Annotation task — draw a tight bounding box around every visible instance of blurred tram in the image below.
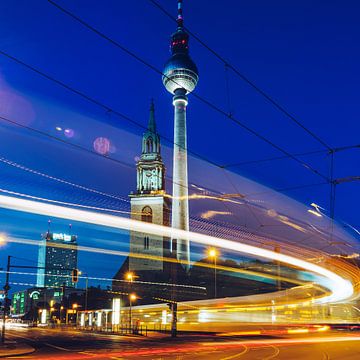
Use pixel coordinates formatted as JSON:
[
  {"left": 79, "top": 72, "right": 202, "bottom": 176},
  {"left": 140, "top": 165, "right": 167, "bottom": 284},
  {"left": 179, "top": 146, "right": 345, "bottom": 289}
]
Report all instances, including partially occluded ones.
[{"left": 77, "top": 290, "right": 360, "bottom": 333}]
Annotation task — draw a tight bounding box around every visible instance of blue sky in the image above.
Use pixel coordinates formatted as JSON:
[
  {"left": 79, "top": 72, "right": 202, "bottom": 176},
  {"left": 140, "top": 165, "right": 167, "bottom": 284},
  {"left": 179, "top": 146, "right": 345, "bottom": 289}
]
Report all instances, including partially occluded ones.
[{"left": 0, "top": 0, "right": 359, "bottom": 290}]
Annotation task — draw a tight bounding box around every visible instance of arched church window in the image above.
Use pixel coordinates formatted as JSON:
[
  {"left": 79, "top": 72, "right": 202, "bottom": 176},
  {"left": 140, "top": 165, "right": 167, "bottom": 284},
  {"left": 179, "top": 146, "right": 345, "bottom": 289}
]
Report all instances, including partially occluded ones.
[
  {"left": 141, "top": 206, "right": 152, "bottom": 223},
  {"left": 146, "top": 138, "right": 153, "bottom": 153}
]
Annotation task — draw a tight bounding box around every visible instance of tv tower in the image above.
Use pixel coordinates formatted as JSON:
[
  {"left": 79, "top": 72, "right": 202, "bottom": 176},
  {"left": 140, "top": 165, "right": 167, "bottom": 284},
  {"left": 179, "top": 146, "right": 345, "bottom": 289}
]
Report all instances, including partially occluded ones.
[{"left": 163, "top": 0, "right": 199, "bottom": 271}]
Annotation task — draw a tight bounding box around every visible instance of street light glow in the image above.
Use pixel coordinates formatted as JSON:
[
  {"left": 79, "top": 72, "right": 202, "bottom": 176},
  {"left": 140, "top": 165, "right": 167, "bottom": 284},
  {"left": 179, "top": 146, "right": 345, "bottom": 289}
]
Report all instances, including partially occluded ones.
[
  {"left": 0, "top": 234, "right": 7, "bottom": 247},
  {"left": 208, "top": 248, "right": 218, "bottom": 258},
  {"left": 126, "top": 272, "right": 134, "bottom": 282}
]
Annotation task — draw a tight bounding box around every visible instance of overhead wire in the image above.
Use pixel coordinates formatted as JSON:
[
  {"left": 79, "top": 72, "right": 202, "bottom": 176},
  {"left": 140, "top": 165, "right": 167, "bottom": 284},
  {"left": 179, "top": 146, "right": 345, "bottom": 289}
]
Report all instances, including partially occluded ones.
[
  {"left": 147, "top": 0, "right": 360, "bottom": 234},
  {"left": 0, "top": 114, "right": 332, "bottom": 219},
  {"left": 0, "top": 49, "right": 331, "bottom": 194},
  {"left": 0, "top": 114, "right": 195, "bottom": 199},
  {"left": 3, "top": 2, "right": 356, "bottom": 229},
  {"left": 44, "top": 0, "right": 330, "bottom": 182},
  {"left": 148, "top": 0, "right": 333, "bottom": 152},
  {"left": 0, "top": 50, "right": 220, "bottom": 170},
  {"left": 223, "top": 144, "right": 360, "bottom": 168},
  {"left": 0, "top": 156, "right": 128, "bottom": 203}
]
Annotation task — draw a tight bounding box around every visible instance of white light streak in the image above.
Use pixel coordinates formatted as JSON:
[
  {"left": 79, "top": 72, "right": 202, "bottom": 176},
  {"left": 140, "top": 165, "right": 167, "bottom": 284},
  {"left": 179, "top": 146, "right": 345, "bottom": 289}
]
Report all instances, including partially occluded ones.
[
  {"left": 0, "top": 193, "right": 353, "bottom": 304},
  {"left": 308, "top": 209, "right": 322, "bottom": 217}
]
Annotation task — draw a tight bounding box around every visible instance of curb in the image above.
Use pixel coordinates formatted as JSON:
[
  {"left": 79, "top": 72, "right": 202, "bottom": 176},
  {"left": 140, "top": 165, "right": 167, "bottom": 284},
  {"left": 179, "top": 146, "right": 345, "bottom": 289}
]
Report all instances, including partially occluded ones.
[{"left": 0, "top": 343, "right": 36, "bottom": 358}]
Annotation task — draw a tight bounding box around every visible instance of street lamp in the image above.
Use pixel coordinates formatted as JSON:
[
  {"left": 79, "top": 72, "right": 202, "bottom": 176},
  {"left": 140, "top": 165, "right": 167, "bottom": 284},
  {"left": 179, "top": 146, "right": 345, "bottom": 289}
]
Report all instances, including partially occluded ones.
[
  {"left": 125, "top": 272, "right": 135, "bottom": 299},
  {"left": 129, "top": 293, "right": 137, "bottom": 331},
  {"left": 125, "top": 272, "right": 134, "bottom": 282},
  {"left": 208, "top": 248, "right": 218, "bottom": 298},
  {"left": 125, "top": 272, "right": 137, "bottom": 331},
  {"left": 0, "top": 234, "right": 7, "bottom": 247},
  {"left": 70, "top": 303, "right": 78, "bottom": 325},
  {"left": 49, "top": 300, "right": 55, "bottom": 323}
]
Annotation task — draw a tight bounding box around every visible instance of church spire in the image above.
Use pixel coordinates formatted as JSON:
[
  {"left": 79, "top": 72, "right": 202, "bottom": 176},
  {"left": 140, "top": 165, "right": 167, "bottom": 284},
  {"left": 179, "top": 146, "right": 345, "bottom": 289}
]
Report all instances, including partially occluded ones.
[
  {"left": 148, "top": 99, "right": 156, "bottom": 133},
  {"left": 135, "top": 100, "right": 165, "bottom": 194},
  {"left": 141, "top": 100, "right": 160, "bottom": 157}
]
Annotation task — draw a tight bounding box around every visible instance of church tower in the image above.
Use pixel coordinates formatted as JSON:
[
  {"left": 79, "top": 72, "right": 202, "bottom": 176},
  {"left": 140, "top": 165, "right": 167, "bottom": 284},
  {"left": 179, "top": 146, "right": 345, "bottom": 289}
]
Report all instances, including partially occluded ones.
[{"left": 128, "top": 101, "right": 171, "bottom": 272}]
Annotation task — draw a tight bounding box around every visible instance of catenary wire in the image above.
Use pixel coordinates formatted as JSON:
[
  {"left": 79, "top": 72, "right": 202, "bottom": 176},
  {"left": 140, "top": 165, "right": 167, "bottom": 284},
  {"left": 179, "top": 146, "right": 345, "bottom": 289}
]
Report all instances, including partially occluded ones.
[
  {"left": 44, "top": 0, "right": 330, "bottom": 182},
  {"left": 0, "top": 114, "right": 331, "bottom": 204},
  {"left": 148, "top": 0, "right": 333, "bottom": 152},
  {"left": 0, "top": 50, "right": 220, "bottom": 170},
  {"left": 0, "top": 48, "right": 329, "bottom": 185}
]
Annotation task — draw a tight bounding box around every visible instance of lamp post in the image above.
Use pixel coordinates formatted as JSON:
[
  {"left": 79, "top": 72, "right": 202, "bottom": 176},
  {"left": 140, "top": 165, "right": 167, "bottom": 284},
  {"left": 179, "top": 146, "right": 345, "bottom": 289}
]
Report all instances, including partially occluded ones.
[
  {"left": 208, "top": 248, "right": 218, "bottom": 298},
  {"left": 129, "top": 294, "right": 136, "bottom": 331},
  {"left": 125, "top": 272, "right": 134, "bottom": 305},
  {"left": 85, "top": 276, "right": 88, "bottom": 311},
  {"left": 1, "top": 256, "right": 11, "bottom": 344},
  {"left": 60, "top": 306, "right": 64, "bottom": 325},
  {"left": 71, "top": 303, "right": 78, "bottom": 325},
  {"left": 125, "top": 273, "right": 135, "bottom": 330}
]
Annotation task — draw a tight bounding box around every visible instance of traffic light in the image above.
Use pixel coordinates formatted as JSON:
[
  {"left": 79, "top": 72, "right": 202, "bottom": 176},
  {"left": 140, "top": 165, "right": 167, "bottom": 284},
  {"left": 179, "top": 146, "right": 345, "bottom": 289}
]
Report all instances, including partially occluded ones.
[{"left": 71, "top": 269, "right": 79, "bottom": 283}]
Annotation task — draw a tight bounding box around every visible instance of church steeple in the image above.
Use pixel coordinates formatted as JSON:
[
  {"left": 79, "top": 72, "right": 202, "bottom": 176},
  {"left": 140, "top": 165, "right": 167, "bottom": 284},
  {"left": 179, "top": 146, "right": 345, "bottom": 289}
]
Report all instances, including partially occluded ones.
[
  {"left": 124, "top": 103, "right": 171, "bottom": 276},
  {"left": 141, "top": 101, "right": 161, "bottom": 160},
  {"left": 136, "top": 101, "right": 165, "bottom": 194},
  {"left": 148, "top": 99, "right": 156, "bottom": 133}
]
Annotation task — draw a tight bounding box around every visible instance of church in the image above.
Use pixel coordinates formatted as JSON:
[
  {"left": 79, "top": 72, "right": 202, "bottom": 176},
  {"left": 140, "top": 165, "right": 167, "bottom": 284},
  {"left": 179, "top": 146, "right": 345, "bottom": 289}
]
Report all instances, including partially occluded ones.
[{"left": 112, "top": 102, "right": 191, "bottom": 303}]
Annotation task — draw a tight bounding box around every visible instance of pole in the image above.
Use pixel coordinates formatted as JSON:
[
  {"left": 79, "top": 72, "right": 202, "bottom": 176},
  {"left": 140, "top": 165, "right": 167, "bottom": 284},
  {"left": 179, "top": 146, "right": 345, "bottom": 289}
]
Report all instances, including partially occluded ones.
[
  {"left": 85, "top": 276, "right": 88, "bottom": 311},
  {"left": 129, "top": 296, "right": 132, "bottom": 331},
  {"left": 127, "top": 277, "right": 132, "bottom": 331},
  {"left": 1, "top": 256, "right": 11, "bottom": 344},
  {"left": 61, "top": 282, "right": 66, "bottom": 325},
  {"left": 170, "top": 242, "right": 177, "bottom": 338},
  {"left": 329, "top": 151, "right": 335, "bottom": 242},
  {"left": 214, "top": 256, "right": 217, "bottom": 299}
]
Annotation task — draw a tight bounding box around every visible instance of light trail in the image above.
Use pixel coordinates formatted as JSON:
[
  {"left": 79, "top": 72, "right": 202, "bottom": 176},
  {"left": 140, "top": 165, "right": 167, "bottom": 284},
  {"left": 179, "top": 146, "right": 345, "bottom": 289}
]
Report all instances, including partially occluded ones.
[
  {"left": 0, "top": 188, "right": 130, "bottom": 215},
  {"left": 4, "top": 236, "right": 312, "bottom": 292},
  {"left": 0, "top": 270, "right": 206, "bottom": 290},
  {"left": 0, "top": 156, "right": 129, "bottom": 203},
  {"left": 0, "top": 192, "right": 354, "bottom": 304}
]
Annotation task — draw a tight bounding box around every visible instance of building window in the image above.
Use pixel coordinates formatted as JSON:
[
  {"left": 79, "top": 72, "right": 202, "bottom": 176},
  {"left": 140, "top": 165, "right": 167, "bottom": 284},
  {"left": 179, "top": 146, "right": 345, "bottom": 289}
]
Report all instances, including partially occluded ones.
[
  {"left": 146, "top": 138, "right": 153, "bottom": 153},
  {"left": 141, "top": 206, "right": 152, "bottom": 223},
  {"left": 144, "top": 236, "right": 150, "bottom": 250}
]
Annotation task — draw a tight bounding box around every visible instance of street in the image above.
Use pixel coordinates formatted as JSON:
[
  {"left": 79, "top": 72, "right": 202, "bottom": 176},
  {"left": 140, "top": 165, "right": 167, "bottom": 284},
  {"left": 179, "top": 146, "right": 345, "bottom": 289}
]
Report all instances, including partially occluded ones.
[
  {"left": 1, "top": 1, "right": 360, "bottom": 359},
  {"left": 5, "top": 327, "right": 360, "bottom": 359}
]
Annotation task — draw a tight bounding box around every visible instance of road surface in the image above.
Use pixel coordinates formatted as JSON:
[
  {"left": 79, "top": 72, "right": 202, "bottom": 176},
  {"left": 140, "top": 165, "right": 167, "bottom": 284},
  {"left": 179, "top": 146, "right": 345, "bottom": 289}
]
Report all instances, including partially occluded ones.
[{"left": 5, "top": 327, "right": 360, "bottom": 359}]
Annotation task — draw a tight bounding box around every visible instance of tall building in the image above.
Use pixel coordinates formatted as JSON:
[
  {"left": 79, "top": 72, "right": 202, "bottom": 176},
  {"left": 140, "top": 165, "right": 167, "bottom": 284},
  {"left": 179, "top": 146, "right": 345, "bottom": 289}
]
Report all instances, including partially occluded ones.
[
  {"left": 36, "top": 230, "right": 78, "bottom": 288},
  {"left": 128, "top": 100, "right": 171, "bottom": 272},
  {"left": 162, "top": 0, "right": 199, "bottom": 270}
]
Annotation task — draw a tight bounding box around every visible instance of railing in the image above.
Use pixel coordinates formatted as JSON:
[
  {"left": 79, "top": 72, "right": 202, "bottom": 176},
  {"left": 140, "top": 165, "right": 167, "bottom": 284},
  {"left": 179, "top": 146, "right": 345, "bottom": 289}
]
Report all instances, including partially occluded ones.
[{"left": 77, "top": 322, "right": 148, "bottom": 336}]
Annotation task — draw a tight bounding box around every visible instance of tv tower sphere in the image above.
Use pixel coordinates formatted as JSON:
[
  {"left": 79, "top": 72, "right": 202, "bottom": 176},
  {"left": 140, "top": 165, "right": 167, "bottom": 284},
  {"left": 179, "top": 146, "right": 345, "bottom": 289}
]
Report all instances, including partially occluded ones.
[{"left": 162, "top": 2, "right": 198, "bottom": 94}]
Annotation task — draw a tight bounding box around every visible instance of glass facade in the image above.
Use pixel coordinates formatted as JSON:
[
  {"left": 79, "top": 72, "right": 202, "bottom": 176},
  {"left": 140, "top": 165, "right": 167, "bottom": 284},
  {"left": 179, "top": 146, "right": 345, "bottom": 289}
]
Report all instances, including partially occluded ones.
[{"left": 36, "top": 232, "right": 78, "bottom": 288}]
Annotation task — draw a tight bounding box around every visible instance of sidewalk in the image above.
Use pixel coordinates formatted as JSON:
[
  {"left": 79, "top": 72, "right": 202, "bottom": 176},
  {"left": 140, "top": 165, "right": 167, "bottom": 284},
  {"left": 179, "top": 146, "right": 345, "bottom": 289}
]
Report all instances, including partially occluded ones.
[{"left": 0, "top": 341, "right": 35, "bottom": 358}]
